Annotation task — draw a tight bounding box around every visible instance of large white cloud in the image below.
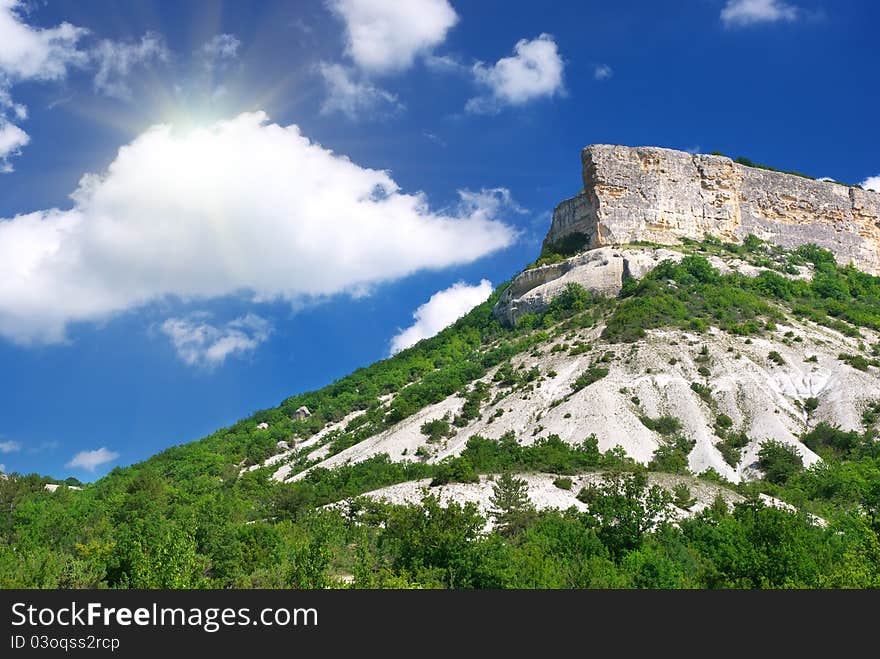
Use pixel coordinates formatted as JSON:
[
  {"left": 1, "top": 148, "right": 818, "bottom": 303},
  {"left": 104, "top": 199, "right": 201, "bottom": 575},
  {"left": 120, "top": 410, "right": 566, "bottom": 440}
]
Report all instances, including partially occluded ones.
[
  {"left": 160, "top": 313, "right": 272, "bottom": 368},
  {"left": 467, "top": 34, "right": 565, "bottom": 114},
  {"left": 861, "top": 175, "right": 880, "bottom": 193},
  {"left": 327, "top": 0, "right": 458, "bottom": 74},
  {"left": 721, "top": 0, "right": 799, "bottom": 28},
  {"left": 390, "top": 279, "right": 493, "bottom": 354},
  {"left": 66, "top": 447, "right": 119, "bottom": 472},
  {"left": 0, "top": 111, "right": 517, "bottom": 345}
]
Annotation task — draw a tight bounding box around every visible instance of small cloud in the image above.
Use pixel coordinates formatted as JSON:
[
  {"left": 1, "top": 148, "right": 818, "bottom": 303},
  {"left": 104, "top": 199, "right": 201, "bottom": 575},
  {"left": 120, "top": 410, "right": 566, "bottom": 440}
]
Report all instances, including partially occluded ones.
[
  {"left": 318, "top": 62, "right": 402, "bottom": 119},
  {"left": 160, "top": 313, "right": 272, "bottom": 369},
  {"left": 0, "top": 464, "right": 5, "bottom": 473},
  {"left": 91, "top": 32, "right": 169, "bottom": 100},
  {"left": 199, "top": 33, "right": 241, "bottom": 70},
  {"left": 467, "top": 34, "right": 565, "bottom": 115},
  {"left": 424, "top": 131, "right": 446, "bottom": 147},
  {"left": 423, "top": 53, "right": 468, "bottom": 74},
  {"left": 0, "top": 120, "right": 29, "bottom": 173},
  {"left": 685, "top": 145, "right": 701, "bottom": 155},
  {"left": 66, "top": 447, "right": 119, "bottom": 472},
  {"left": 593, "top": 64, "right": 613, "bottom": 81},
  {"left": 861, "top": 175, "right": 880, "bottom": 192},
  {"left": 0, "top": 440, "right": 22, "bottom": 453},
  {"left": 390, "top": 279, "right": 493, "bottom": 354},
  {"left": 328, "top": 0, "right": 458, "bottom": 74},
  {"left": 721, "top": 0, "right": 799, "bottom": 28}
]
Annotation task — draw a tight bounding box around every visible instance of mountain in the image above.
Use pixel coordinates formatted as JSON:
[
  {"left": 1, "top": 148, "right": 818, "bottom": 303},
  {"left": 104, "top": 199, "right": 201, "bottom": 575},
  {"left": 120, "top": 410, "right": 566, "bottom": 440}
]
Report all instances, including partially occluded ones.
[{"left": 2, "top": 146, "right": 880, "bottom": 589}]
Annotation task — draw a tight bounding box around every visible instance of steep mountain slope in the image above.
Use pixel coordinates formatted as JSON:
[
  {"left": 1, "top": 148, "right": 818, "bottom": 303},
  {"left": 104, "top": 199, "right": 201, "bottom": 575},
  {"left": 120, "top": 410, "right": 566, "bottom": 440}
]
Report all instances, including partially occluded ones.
[
  {"left": 3, "top": 234, "right": 880, "bottom": 589},
  {"left": 246, "top": 242, "right": 878, "bottom": 488}
]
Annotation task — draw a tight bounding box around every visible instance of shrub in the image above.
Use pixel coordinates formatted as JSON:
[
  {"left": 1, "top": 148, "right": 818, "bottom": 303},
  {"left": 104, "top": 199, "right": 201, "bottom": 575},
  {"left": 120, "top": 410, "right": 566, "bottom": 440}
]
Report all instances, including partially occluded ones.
[
  {"left": 639, "top": 415, "right": 683, "bottom": 436},
  {"left": 803, "top": 397, "right": 819, "bottom": 413},
  {"left": 839, "top": 353, "right": 870, "bottom": 371},
  {"left": 553, "top": 477, "right": 573, "bottom": 490},
  {"left": 420, "top": 418, "right": 453, "bottom": 443},
  {"left": 691, "top": 382, "right": 713, "bottom": 404},
  {"left": 801, "top": 422, "right": 861, "bottom": 456},
  {"left": 757, "top": 440, "right": 803, "bottom": 484},
  {"left": 768, "top": 351, "right": 785, "bottom": 366},
  {"left": 570, "top": 365, "right": 609, "bottom": 392},
  {"left": 672, "top": 483, "right": 696, "bottom": 510},
  {"left": 648, "top": 436, "right": 695, "bottom": 474}
]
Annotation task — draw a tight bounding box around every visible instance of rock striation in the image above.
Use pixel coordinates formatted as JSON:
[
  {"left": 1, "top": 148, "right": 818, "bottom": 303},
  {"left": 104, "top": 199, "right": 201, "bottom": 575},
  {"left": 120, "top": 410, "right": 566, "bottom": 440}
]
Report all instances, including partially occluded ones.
[{"left": 545, "top": 145, "right": 880, "bottom": 275}]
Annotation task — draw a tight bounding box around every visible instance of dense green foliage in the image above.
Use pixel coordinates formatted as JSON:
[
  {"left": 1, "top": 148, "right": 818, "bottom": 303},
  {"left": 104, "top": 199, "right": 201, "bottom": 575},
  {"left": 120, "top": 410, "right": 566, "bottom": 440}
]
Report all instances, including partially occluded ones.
[
  {"left": 604, "top": 239, "right": 880, "bottom": 343},
  {"left": 530, "top": 232, "right": 590, "bottom": 268},
  {"left": 3, "top": 236, "right": 880, "bottom": 589}
]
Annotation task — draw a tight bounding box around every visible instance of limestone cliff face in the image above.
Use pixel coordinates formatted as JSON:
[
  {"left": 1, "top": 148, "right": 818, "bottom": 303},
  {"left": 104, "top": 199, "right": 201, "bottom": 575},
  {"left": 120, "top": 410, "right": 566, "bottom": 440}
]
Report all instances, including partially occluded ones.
[{"left": 545, "top": 145, "right": 880, "bottom": 275}]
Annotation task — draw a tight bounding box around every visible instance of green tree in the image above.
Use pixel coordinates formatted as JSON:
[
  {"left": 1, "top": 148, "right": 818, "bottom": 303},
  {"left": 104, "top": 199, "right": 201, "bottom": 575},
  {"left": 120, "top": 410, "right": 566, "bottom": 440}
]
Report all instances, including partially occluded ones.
[{"left": 489, "top": 473, "right": 535, "bottom": 536}]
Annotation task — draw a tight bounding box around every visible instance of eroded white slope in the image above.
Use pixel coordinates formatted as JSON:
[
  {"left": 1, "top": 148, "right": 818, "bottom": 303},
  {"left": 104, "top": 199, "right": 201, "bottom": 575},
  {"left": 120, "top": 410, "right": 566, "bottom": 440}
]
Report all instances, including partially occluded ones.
[{"left": 282, "top": 314, "right": 878, "bottom": 484}]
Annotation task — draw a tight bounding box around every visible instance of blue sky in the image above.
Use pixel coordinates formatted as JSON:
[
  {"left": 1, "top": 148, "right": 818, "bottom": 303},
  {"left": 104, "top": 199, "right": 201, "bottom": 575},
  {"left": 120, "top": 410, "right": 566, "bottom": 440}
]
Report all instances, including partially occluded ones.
[{"left": 0, "top": 0, "right": 877, "bottom": 479}]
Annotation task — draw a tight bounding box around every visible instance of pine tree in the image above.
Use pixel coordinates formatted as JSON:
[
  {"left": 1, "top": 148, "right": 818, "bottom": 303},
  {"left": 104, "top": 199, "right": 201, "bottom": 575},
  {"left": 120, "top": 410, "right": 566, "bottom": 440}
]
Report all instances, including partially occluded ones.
[{"left": 489, "top": 473, "right": 534, "bottom": 536}]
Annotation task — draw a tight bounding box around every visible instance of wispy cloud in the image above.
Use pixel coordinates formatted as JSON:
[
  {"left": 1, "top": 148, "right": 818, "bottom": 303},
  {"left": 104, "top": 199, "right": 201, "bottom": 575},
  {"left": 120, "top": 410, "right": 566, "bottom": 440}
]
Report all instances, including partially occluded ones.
[
  {"left": 66, "top": 447, "right": 119, "bottom": 471},
  {"left": 721, "top": 0, "right": 799, "bottom": 28},
  {"left": 318, "top": 62, "right": 402, "bottom": 119},
  {"left": 593, "top": 64, "right": 613, "bottom": 80},
  {"left": 91, "top": 32, "right": 169, "bottom": 100},
  {"left": 0, "top": 439, "right": 21, "bottom": 453},
  {"left": 160, "top": 313, "right": 272, "bottom": 369}
]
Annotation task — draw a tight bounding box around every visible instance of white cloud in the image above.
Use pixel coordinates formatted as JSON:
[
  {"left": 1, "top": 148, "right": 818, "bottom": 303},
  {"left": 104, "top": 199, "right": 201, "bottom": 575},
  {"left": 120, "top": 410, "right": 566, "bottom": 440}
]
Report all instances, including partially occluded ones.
[
  {"left": 65, "top": 447, "right": 119, "bottom": 471},
  {"left": 390, "top": 279, "right": 493, "bottom": 354},
  {"left": 0, "top": 119, "right": 28, "bottom": 171},
  {"left": 0, "top": 439, "right": 21, "bottom": 453},
  {"left": 593, "top": 64, "right": 613, "bottom": 80},
  {"left": 160, "top": 313, "right": 271, "bottom": 368},
  {"left": 861, "top": 175, "right": 880, "bottom": 193},
  {"left": 91, "top": 32, "right": 169, "bottom": 100},
  {"left": 318, "top": 62, "right": 401, "bottom": 118},
  {"left": 0, "top": 111, "right": 517, "bottom": 345},
  {"left": 467, "top": 34, "right": 565, "bottom": 114},
  {"left": 0, "top": 464, "right": 5, "bottom": 473},
  {"left": 0, "top": 0, "right": 88, "bottom": 81},
  {"left": 0, "top": 0, "right": 88, "bottom": 171},
  {"left": 199, "top": 33, "right": 240, "bottom": 66},
  {"left": 328, "top": 0, "right": 458, "bottom": 74},
  {"left": 721, "top": 0, "right": 799, "bottom": 27}
]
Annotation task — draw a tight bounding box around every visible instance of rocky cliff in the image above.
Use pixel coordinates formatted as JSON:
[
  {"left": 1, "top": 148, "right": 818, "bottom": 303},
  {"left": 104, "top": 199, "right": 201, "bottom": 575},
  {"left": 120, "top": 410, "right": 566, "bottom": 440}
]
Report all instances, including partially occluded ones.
[{"left": 545, "top": 145, "right": 880, "bottom": 275}]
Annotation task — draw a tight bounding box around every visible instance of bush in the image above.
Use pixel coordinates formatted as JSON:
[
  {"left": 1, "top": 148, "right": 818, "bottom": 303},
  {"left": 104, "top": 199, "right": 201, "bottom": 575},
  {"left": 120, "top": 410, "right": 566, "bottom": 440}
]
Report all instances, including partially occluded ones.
[
  {"left": 639, "top": 415, "right": 683, "bottom": 436},
  {"left": 420, "top": 418, "right": 453, "bottom": 443},
  {"left": 691, "top": 382, "right": 713, "bottom": 404},
  {"left": 757, "top": 440, "right": 803, "bottom": 484},
  {"left": 570, "top": 365, "right": 609, "bottom": 392},
  {"left": 768, "top": 351, "right": 785, "bottom": 366},
  {"left": 801, "top": 422, "right": 861, "bottom": 456},
  {"left": 672, "top": 483, "right": 696, "bottom": 510},
  {"left": 839, "top": 353, "right": 870, "bottom": 371},
  {"left": 803, "top": 397, "right": 819, "bottom": 413},
  {"left": 553, "top": 477, "right": 573, "bottom": 490}
]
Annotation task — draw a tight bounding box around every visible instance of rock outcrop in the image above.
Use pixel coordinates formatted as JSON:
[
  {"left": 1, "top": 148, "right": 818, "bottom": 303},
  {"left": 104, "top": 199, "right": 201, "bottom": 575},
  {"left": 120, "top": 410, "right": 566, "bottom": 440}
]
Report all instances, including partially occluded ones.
[
  {"left": 545, "top": 145, "right": 880, "bottom": 275},
  {"left": 494, "top": 247, "right": 683, "bottom": 325},
  {"left": 493, "top": 245, "right": 811, "bottom": 326}
]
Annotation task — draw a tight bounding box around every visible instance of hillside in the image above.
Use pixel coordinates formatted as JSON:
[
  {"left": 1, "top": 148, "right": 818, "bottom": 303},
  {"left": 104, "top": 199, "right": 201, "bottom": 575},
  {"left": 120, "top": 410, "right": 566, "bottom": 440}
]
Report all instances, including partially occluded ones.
[{"left": 2, "top": 230, "right": 879, "bottom": 589}]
